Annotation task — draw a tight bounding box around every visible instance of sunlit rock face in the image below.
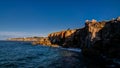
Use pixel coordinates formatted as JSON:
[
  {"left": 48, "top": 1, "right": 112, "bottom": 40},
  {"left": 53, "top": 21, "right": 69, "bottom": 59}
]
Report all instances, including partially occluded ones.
[
  {"left": 46, "top": 19, "right": 108, "bottom": 48},
  {"left": 82, "top": 17, "right": 120, "bottom": 66},
  {"left": 32, "top": 37, "right": 52, "bottom": 46},
  {"left": 48, "top": 29, "right": 77, "bottom": 47},
  {"left": 46, "top": 17, "right": 120, "bottom": 50},
  {"left": 85, "top": 19, "right": 106, "bottom": 47}
]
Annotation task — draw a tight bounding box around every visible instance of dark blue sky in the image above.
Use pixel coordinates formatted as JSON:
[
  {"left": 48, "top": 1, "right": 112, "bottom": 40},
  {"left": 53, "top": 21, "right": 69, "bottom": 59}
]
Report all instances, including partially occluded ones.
[{"left": 0, "top": 0, "right": 120, "bottom": 39}]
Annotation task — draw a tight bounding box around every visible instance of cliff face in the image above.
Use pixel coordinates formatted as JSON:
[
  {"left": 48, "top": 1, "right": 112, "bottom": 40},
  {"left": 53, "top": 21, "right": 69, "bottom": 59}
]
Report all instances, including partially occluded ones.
[
  {"left": 31, "top": 17, "right": 120, "bottom": 52},
  {"left": 46, "top": 17, "right": 120, "bottom": 47},
  {"left": 46, "top": 17, "right": 120, "bottom": 67},
  {"left": 82, "top": 18, "right": 120, "bottom": 67},
  {"left": 46, "top": 20, "right": 106, "bottom": 48},
  {"left": 48, "top": 29, "right": 77, "bottom": 47}
]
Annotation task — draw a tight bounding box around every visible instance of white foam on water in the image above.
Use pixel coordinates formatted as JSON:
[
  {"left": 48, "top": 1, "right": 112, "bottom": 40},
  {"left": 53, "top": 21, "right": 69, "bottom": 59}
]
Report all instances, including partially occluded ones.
[
  {"left": 38, "top": 45, "right": 81, "bottom": 53},
  {"left": 59, "top": 47, "right": 81, "bottom": 52}
]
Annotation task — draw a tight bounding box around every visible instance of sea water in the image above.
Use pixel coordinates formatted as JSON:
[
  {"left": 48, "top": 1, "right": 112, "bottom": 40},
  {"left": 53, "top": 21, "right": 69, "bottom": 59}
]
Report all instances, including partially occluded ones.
[{"left": 0, "top": 41, "right": 83, "bottom": 68}]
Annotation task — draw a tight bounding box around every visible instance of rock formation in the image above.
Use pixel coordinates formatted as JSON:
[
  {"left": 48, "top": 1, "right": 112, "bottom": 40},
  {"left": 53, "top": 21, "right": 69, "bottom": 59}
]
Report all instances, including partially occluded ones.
[
  {"left": 41, "top": 17, "right": 120, "bottom": 67},
  {"left": 48, "top": 29, "right": 77, "bottom": 47},
  {"left": 8, "top": 17, "right": 120, "bottom": 67}
]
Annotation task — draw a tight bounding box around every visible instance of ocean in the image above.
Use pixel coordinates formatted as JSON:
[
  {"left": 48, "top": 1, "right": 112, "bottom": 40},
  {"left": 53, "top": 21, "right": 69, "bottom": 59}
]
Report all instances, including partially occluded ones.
[{"left": 0, "top": 41, "right": 83, "bottom": 68}]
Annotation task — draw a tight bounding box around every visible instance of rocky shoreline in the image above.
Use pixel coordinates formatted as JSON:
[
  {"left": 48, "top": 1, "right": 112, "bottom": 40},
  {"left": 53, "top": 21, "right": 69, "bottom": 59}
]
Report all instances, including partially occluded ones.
[{"left": 8, "top": 17, "right": 120, "bottom": 67}]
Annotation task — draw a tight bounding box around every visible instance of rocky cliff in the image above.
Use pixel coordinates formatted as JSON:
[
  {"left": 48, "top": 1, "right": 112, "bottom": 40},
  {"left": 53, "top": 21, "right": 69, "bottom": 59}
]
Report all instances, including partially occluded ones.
[
  {"left": 45, "top": 19, "right": 104, "bottom": 48},
  {"left": 8, "top": 17, "right": 120, "bottom": 67},
  {"left": 46, "top": 17, "right": 120, "bottom": 49},
  {"left": 81, "top": 17, "right": 120, "bottom": 67},
  {"left": 35, "top": 17, "right": 120, "bottom": 67}
]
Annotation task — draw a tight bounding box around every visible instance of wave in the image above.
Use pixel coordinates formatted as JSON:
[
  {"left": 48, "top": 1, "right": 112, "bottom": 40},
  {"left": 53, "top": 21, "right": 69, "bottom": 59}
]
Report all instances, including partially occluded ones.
[{"left": 59, "top": 47, "right": 81, "bottom": 53}]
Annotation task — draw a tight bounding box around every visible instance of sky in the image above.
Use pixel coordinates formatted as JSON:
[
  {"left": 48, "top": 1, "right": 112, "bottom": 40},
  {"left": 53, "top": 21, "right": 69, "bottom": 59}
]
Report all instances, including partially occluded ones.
[{"left": 0, "top": 0, "right": 120, "bottom": 40}]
